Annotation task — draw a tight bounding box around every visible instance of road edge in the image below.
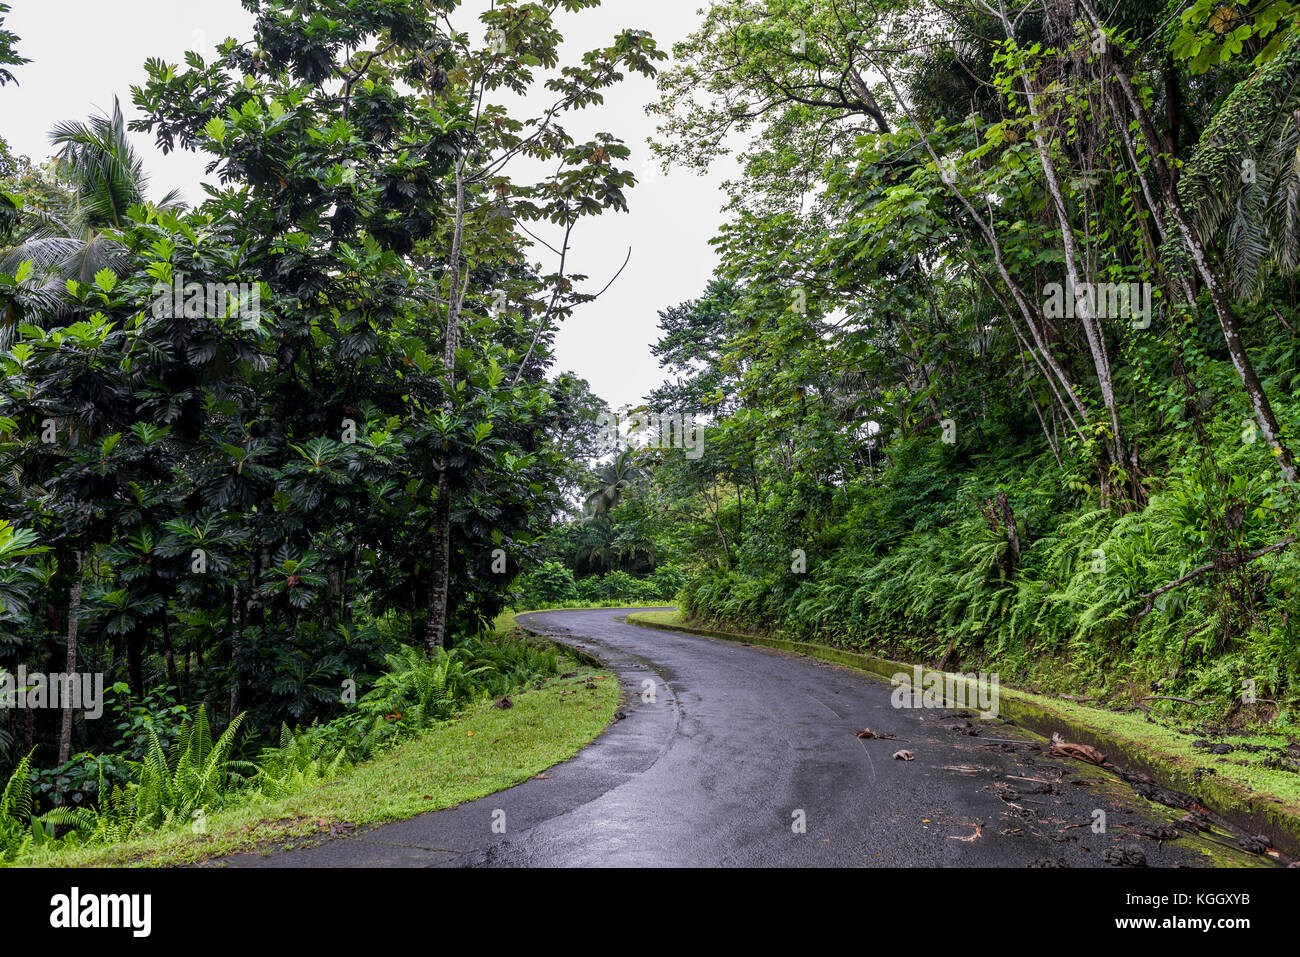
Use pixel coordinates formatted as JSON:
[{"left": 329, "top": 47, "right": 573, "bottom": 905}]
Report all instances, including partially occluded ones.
[{"left": 624, "top": 610, "right": 1300, "bottom": 859}]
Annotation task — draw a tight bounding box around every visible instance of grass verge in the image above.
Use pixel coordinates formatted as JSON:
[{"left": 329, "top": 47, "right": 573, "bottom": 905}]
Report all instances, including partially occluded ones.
[
  {"left": 626, "top": 609, "right": 1300, "bottom": 858},
  {"left": 26, "top": 656, "right": 618, "bottom": 867},
  {"left": 497, "top": 602, "right": 671, "bottom": 626}
]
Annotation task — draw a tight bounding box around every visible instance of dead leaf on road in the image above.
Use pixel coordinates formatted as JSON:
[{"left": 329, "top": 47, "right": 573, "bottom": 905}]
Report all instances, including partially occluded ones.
[
  {"left": 893, "top": 749, "right": 914, "bottom": 761},
  {"left": 1048, "top": 732, "right": 1106, "bottom": 766},
  {"left": 948, "top": 823, "right": 983, "bottom": 842},
  {"left": 856, "top": 728, "right": 899, "bottom": 740}
]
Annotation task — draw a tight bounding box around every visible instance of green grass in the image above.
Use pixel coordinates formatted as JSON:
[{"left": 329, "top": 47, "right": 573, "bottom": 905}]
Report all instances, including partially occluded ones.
[
  {"left": 26, "top": 663, "right": 620, "bottom": 867},
  {"left": 624, "top": 609, "right": 682, "bottom": 628},
  {"left": 502, "top": 601, "right": 672, "bottom": 620},
  {"left": 493, "top": 604, "right": 673, "bottom": 638}
]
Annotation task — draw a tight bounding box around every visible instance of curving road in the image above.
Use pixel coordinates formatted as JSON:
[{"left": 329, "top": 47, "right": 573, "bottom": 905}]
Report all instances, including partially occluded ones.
[{"left": 222, "top": 608, "right": 1268, "bottom": 868}]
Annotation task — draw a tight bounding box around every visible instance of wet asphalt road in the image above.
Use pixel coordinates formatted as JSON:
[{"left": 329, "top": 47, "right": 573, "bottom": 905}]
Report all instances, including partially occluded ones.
[{"left": 221, "top": 608, "right": 1266, "bottom": 868}]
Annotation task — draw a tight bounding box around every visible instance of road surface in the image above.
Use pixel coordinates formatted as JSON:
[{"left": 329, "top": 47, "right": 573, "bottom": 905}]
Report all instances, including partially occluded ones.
[{"left": 220, "top": 608, "right": 1268, "bottom": 867}]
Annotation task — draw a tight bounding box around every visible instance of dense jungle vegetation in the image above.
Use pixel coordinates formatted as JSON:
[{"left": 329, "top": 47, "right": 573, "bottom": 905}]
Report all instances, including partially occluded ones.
[
  {"left": 5, "top": 0, "right": 1300, "bottom": 861},
  {"left": 0, "top": 0, "right": 663, "bottom": 858},
  {"left": 609, "top": 0, "right": 1300, "bottom": 720}
]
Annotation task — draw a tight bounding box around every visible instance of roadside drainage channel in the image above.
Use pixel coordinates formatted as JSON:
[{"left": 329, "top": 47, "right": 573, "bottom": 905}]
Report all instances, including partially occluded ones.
[{"left": 624, "top": 613, "right": 1300, "bottom": 861}]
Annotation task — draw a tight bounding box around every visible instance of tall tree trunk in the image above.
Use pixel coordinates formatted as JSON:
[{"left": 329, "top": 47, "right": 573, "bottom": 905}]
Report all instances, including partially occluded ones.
[
  {"left": 991, "top": 9, "right": 1124, "bottom": 463},
  {"left": 127, "top": 633, "right": 143, "bottom": 700},
  {"left": 1162, "top": 53, "right": 1183, "bottom": 183},
  {"left": 56, "top": 550, "right": 83, "bottom": 766},
  {"left": 963, "top": 251, "right": 1089, "bottom": 443},
  {"left": 425, "top": 472, "right": 453, "bottom": 651},
  {"left": 1009, "top": 317, "right": 1065, "bottom": 467},
  {"left": 873, "top": 62, "right": 1093, "bottom": 439},
  {"left": 1102, "top": 80, "right": 1198, "bottom": 306},
  {"left": 1081, "top": 0, "right": 1299, "bottom": 486},
  {"left": 344, "top": 543, "right": 358, "bottom": 625},
  {"left": 704, "top": 487, "right": 733, "bottom": 568},
  {"left": 229, "top": 670, "right": 240, "bottom": 721},
  {"left": 161, "top": 605, "right": 176, "bottom": 688},
  {"left": 229, "top": 580, "right": 243, "bottom": 720},
  {"left": 425, "top": 162, "right": 468, "bottom": 653}
]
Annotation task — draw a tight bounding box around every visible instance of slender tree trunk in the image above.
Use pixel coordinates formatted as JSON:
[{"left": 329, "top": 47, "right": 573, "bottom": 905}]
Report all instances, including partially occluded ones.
[
  {"left": 703, "top": 487, "right": 733, "bottom": 568},
  {"left": 1043, "top": 181, "right": 1123, "bottom": 461},
  {"left": 425, "top": 471, "right": 453, "bottom": 651},
  {"left": 161, "top": 606, "right": 176, "bottom": 688},
  {"left": 1009, "top": 317, "right": 1065, "bottom": 467},
  {"left": 426, "top": 162, "right": 468, "bottom": 653},
  {"left": 995, "top": 11, "right": 1123, "bottom": 463},
  {"left": 1081, "top": 0, "right": 1299, "bottom": 486},
  {"left": 996, "top": 492, "right": 1021, "bottom": 571},
  {"left": 1162, "top": 54, "right": 1183, "bottom": 183},
  {"left": 873, "top": 62, "right": 1093, "bottom": 435},
  {"left": 56, "top": 550, "right": 83, "bottom": 766},
  {"left": 127, "top": 634, "right": 143, "bottom": 700},
  {"left": 963, "top": 251, "right": 1089, "bottom": 443},
  {"left": 342, "top": 543, "right": 358, "bottom": 625},
  {"left": 229, "top": 580, "right": 244, "bottom": 719}
]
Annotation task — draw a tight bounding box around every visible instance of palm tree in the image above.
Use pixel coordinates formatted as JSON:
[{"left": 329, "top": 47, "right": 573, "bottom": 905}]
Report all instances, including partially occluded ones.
[
  {"left": 1181, "top": 29, "right": 1300, "bottom": 302},
  {"left": 583, "top": 448, "right": 646, "bottom": 519},
  {"left": 1, "top": 97, "right": 183, "bottom": 330}
]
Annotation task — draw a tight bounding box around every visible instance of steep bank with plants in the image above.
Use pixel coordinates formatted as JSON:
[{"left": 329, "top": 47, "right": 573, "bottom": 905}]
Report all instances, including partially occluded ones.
[{"left": 621, "top": 0, "right": 1300, "bottom": 737}]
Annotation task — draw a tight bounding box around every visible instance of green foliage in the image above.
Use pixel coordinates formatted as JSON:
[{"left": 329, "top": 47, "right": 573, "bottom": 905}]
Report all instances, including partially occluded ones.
[
  {"left": 0, "top": 626, "right": 566, "bottom": 864},
  {"left": 0, "top": 3, "right": 27, "bottom": 87},
  {"left": 0, "top": 0, "right": 662, "bottom": 807},
  {"left": 125, "top": 706, "right": 248, "bottom": 832},
  {"left": 0, "top": 1, "right": 670, "bottom": 868},
  {"left": 0, "top": 751, "right": 34, "bottom": 863},
  {"left": 252, "top": 724, "right": 347, "bottom": 801},
  {"left": 0, "top": 519, "right": 45, "bottom": 618},
  {"left": 513, "top": 562, "right": 686, "bottom": 608},
  {"left": 361, "top": 645, "right": 488, "bottom": 731},
  {"left": 638, "top": 0, "right": 1300, "bottom": 724},
  {"left": 1173, "top": 0, "right": 1297, "bottom": 72},
  {"left": 514, "top": 561, "right": 579, "bottom": 605}
]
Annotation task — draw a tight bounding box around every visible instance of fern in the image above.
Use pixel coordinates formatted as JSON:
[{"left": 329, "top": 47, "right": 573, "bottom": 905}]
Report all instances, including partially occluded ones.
[{"left": 0, "top": 751, "right": 34, "bottom": 862}]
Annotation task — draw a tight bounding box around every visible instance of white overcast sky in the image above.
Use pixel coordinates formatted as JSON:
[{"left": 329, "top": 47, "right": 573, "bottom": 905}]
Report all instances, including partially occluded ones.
[{"left": 1, "top": 0, "right": 737, "bottom": 412}]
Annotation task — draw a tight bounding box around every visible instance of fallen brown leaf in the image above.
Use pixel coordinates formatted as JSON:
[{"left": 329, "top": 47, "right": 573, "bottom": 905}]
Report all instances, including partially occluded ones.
[
  {"left": 893, "top": 749, "right": 914, "bottom": 761},
  {"left": 947, "top": 823, "right": 983, "bottom": 842},
  {"left": 1048, "top": 732, "right": 1106, "bottom": 766},
  {"left": 856, "top": 728, "right": 899, "bottom": 740}
]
